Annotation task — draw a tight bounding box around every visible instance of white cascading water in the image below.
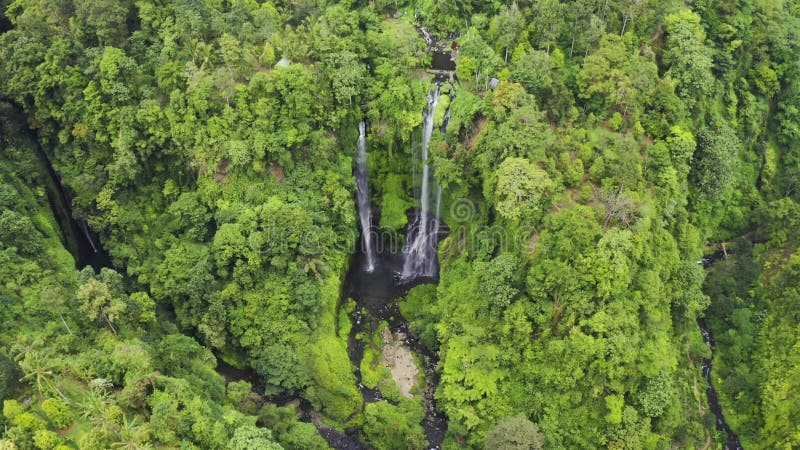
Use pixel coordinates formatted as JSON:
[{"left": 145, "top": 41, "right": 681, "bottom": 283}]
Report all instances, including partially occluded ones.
[
  {"left": 355, "top": 121, "right": 376, "bottom": 272},
  {"left": 420, "top": 26, "right": 433, "bottom": 46},
  {"left": 401, "top": 88, "right": 442, "bottom": 279},
  {"left": 78, "top": 221, "right": 99, "bottom": 253}
]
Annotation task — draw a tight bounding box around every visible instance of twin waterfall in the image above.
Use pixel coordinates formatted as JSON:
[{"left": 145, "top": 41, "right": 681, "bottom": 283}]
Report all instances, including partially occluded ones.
[
  {"left": 355, "top": 121, "right": 376, "bottom": 272},
  {"left": 354, "top": 87, "right": 446, "bottom": 281}
]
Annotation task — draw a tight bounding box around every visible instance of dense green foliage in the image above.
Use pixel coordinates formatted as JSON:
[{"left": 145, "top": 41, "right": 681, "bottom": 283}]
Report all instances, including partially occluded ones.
[{"left": 0, "top": 0, "right": 799, "bottom": 449}]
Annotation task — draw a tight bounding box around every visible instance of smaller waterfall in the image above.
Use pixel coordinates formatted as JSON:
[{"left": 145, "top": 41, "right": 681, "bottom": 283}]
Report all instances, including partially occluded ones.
[
  {"left": 420, "top": 26, "right": 433, "bottom": 46},
  {"left": 401, "top": 89, "right": 442, "bottom": 280},
  {"left": 77, "top": 220, "right": 99, "bottom": 253},
  {"left": 356, "top": 121, "right": 376, "bottom": 272}
]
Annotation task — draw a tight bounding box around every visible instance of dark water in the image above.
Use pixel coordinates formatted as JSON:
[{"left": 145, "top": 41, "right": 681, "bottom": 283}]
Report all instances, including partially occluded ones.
[
  {"left": 431, "top": 52, "right": 455, "bottom": 72},
  {"left": 343, "top": 229, "right": 448, "bottom": 449},
  {"left": 698, "top": 250, "right": 744, "bottom": 450}
]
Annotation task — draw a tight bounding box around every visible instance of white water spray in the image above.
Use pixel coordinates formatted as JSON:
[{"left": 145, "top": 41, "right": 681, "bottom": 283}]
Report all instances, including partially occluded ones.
[
  {"left": 355, "top": 121, "right": 375, "bottom": 272},
  {"left": 401, "top": 89, "right": 443, "bottom": 279}
]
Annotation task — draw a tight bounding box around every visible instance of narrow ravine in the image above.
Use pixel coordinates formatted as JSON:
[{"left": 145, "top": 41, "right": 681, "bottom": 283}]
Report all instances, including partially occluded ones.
[
  {"left": 699, "top": 251, "right": 744, "bottom": 450},
  {"left": 40, "top": 150, "right": 111, "bottom": 269}
]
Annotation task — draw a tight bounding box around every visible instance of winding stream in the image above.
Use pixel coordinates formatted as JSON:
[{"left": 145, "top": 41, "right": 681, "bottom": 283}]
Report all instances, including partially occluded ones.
[{"left": 699, "top": 251, "right": 743, "bottom": 450}]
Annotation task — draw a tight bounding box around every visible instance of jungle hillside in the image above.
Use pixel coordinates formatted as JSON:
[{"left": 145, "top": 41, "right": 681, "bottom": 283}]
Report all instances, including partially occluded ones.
[{"left": 1, "top": 0, "right": 799, "bottom": 449}]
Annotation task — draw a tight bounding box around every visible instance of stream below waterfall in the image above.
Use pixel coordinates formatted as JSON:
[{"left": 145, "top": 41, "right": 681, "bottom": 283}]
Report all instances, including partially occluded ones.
[
  {"left": 699, "top": 251, "right": 743, "bottom": 450},
  {"left": 344, "top": 247, "right": 447, "bottom": 448}
]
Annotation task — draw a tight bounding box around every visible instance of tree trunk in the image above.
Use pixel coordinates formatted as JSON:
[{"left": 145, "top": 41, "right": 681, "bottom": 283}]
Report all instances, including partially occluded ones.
[
  {"left": 52, "top": 382, "right": 70, "bottom": 402},
  {"left": 59, "top": 313, "right": 73, "bottom": 335},
  {"left": 570, "top": 22, "right": 577, "bottom": 57},
  {"left": 102, "top": 313, "right": 117, "bottom": 335}
]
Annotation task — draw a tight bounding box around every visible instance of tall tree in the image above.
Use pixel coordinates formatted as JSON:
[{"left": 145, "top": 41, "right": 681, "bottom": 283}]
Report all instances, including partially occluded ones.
[{"left": 663, "top": 9, "right": 715, "bottom": 111}]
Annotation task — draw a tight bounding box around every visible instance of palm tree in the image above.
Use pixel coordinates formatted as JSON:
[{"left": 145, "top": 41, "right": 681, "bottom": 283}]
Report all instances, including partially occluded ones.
[
  {"left": 111, "top": 416, "right": 153, "bottom": 450},
  {"left": 301, "top": 255, "right": 327, "bottom": 280},
  {"left": 14, "top": 348, "right": 69, "bottom": 402},
  {"left": 78, "top": 386, "right": 111, "bottom": 422},
  {"left": 79, "top": 382, "right": 122, "bottom": 436}
]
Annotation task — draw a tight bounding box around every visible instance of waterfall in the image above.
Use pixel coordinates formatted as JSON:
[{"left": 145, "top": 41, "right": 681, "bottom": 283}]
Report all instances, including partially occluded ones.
[
  {"left": 401, "top": 88, "right": 442, "bottom": 280},
  {"left": 77, "top": 220, "right": 99, "bottom": 253},
  {"left": 356, "top": 121, "right": 376, "bottom": 272}
]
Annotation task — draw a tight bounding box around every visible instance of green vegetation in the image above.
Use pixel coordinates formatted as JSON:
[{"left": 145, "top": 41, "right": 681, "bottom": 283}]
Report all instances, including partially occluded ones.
[{"left": 0, "top": 0, "right": 799, "bottom": 449}]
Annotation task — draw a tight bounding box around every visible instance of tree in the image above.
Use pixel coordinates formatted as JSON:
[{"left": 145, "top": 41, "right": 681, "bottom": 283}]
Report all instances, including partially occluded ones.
[
  {"left": 0, "top": 354, "right": 17, "bottom": 402},
  {"left": 638, "top": 372, "right": 672, "bottom": 418},
  {"left": 665, "top": 126, "right": 695, "bottom": 179},
  {"left": 156, "top": 335, "right": 213, "bottom": 375},
  {"left": 0, "top": 210, "right": 41, "bottom": 256},
  {"left": 367, "top": 76, "right": 424, "bottom": 152},
  {"left": 476, "top": 83, "right": 555, "bottom": 169},
  {"left": 510, "top": 50, "right": 555, "bottom": 101},
  {"left": 531, "top": 0, "right": 563, "bottom": 53},
  {"left": 484, "top": 414, "right": 545, "bottom": 450},
  {"left": 213, "top": 222, "right": 248, "bottom": 275},
  {"left": 254, "top": 344, "right": 309, "bottom": 395},
  {"left": 494, "top": 157, "right": 554, "bottom": 221},
  {"left": 577, "top": 34, "right": 658, "bottom": 119},
  {"left": 111, "top": 416, "right": 153, "bottom": 450},
  {"left": 227, "top": 425, "right": 282, "bottom": 450},
  {"left": 39, "top": 284, "right": 75, "bottom": 335},
  {"left": 33, "top": 429, "right": 62, "bottom": 449},
  {"left": 690, "top": 123, "right": 740, "bottom": 201},
  {"left": 227, "top": 381, "right": 259, "bottom": 415},
  {"left": 76, "top": 268, "right": 128, "bottom": 334},
  {"left": 41, "top": 398, "right": 73, "bottom": 429},
  {"left": 604, "top": 394, "right": 624, "bottom": 424},
  {"left": 166, "top": 192, "right": 211, "bottom": 241},
  {"left": 14, "top": 350, "right": 68, "bottom": 402},
  {"left": 456, "top": 30, "right": 501, "bottom": 91},
  {"left": 363, "top": 401, "right": 427, "bottom": 450},
  {"left": 72, "top": 0, "right": 133, "bottom": 46},
  {"left": 324, "top": 52, "right": 366, "bottom": 106},
  {"left": 663, "top": 10, "right": 715, "bottom": 110},
  {"left": 152, "top": 242, "right": 215, "bottom": 323},
  {"left": 478, "top": 254, "right": 522, "bottom": 315},
  {"left": 489, "top": 3, "right": 525, "bottom": 62}
]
